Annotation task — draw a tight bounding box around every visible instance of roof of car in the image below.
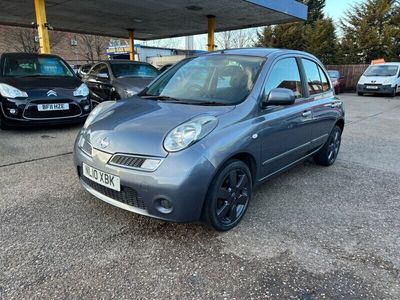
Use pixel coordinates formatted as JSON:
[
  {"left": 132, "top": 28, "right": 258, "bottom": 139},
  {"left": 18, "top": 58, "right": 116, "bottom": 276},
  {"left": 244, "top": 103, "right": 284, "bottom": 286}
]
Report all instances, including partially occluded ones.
[
  {"left": 1, "top": 52, "right": 63, "bottom": 59},
  {"left": 203, "top": 48, "right": 313, "bottom": 58},
  {"left": 106, "top": 60, "right": 153, "bottom": 65},
  {"left": 373, "top": 62, "right": 400, "bottom": 66}
]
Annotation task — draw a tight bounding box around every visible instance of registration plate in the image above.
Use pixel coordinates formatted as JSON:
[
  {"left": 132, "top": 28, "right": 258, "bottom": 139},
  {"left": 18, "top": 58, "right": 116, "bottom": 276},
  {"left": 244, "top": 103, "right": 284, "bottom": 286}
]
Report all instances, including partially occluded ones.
[
  {"left": 366, "top": 85, "right": 379, "bottom": 90},
  {"left": 82, "top": 163, "right": 121, "bottom": 191},
  {"left": 37, "top": 103, "right": 69, "bottom": 111}
]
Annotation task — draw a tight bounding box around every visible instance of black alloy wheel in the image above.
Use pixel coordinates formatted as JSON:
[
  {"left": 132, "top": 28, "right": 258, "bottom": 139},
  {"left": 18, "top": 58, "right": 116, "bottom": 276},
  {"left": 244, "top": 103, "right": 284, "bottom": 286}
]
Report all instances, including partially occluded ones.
[
  {"left": 204, "top": 159, "right": 252, "bottom": 231},
  {"left": 314, "top": 125, "right": 342, "bottom": 166}
]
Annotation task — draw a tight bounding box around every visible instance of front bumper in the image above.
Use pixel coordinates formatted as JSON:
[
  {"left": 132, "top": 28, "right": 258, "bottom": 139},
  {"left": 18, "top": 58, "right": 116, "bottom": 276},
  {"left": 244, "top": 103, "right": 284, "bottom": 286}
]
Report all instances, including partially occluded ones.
[
  {"left": 357, "top": 84, "right": 394, "bottom": 94},
  {"left": 73, "top": 139, "right": 216, "bottom": 223},
  {"left": 0, "top": 96, "right": 91, "bottom": 126}
]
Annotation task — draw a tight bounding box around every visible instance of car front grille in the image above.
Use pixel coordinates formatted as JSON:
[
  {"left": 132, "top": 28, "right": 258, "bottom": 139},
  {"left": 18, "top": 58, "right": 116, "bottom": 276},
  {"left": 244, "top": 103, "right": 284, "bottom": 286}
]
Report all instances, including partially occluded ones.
[
  {"left": 79, "top": 167, "right": 146, "bottom": 210},
  {"left": 109, "top": 154, "right": 146, "bottom": 169},
  {"left": 23, "top": 101, "right": 82, "bottom": 119}
]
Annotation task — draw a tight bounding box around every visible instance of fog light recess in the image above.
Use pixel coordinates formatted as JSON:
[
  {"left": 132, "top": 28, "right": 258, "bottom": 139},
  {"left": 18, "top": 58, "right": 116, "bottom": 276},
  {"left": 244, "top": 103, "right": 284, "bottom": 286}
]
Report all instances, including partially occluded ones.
[
  {"left": 7, "top": 108, "right": 18, "bottom": 115},
  {"left": 155, "top": 198, "right": 173, "bottom": 214}
]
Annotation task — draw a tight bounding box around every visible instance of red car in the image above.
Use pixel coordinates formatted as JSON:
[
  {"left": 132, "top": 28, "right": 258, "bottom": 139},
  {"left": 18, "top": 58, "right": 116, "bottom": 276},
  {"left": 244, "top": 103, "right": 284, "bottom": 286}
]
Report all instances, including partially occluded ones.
[{"left": 328, "top": 70, "right": 346, "bottom": 94}]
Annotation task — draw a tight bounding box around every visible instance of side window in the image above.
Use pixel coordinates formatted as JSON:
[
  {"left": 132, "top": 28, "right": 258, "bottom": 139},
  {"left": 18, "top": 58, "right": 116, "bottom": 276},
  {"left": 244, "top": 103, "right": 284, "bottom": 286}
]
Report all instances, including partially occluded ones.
[
  {"left": 97, "top": 64, "right": 109, "bottom": 77},
  {"left": 263, "top": 58, "right": 303, "bottom": 99},
  {"left": 318, "top": 66, "right": 331, "bottom": 92},
  {"left": 302, "top": 59, "right": 324, "bottom": 95}
]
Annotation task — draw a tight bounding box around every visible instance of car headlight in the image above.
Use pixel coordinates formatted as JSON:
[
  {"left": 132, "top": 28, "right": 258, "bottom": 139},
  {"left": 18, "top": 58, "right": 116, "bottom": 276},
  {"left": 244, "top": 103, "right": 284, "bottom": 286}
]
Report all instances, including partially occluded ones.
[
  {"left": 83, "top": 101, "right": 116, "bottom": 128},
  {"left": 383, "top": 79, "right": 393, "bottom": 85},
  {"left": 0, "top": 83, "right": 28, "bottom": 98},
  {"left": 73, "top": 83, "right": 90, "bottom": 97},
  {"left": 164, "top": 115, "right": 218, "bottom": 152}
]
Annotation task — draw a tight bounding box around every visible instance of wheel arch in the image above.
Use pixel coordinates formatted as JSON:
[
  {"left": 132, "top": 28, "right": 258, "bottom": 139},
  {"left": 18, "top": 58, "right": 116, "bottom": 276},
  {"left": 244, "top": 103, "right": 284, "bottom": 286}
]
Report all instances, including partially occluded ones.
[{"left": 335, "top": 118, "right": 345, "bottom": 133}]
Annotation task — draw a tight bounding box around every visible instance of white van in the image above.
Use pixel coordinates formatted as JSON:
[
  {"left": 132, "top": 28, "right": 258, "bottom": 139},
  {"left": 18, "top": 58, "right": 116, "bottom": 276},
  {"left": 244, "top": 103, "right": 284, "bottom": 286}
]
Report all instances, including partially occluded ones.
[{"left": 357, "top": 63, "right": 400, "bottom": 97}]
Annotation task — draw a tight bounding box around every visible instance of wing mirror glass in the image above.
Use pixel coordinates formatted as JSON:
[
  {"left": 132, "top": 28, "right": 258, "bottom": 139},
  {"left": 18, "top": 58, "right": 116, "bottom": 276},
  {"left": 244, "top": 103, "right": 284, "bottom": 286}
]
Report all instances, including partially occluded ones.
[{"left": 262, "top": 88, "right": 296, "bottom": 107}]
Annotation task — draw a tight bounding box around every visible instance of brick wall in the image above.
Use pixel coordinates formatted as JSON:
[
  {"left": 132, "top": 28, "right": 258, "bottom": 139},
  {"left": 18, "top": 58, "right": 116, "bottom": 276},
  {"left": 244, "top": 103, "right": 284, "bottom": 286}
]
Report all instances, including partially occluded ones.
[{"left": 0, "top": 25, "right": 112, "bottom": 65}]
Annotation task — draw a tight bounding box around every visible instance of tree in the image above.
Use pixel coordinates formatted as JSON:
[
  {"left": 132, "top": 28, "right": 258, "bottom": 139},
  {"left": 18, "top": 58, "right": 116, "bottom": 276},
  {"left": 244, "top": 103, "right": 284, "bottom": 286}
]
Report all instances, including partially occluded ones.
[
  {"left": 303, "top": 18, "right": 338, "bottom": 64},
  {"left": 304, "top": 0, "right": 326, "bottom": 23},
  {"left": 340, "top": 0, "right": 400, "bottom": 64},
  {"left": 215, "top": 29, "right": 255, "bottom": 49},
  {"left": 4, "top": 27, "right": 64, "bottom": 53},
  {"left": 256, "top": 0, "right": 339, "bottom": 64},
  {"left": 79, "top": 34, "right": 110, "bottom": 62}
]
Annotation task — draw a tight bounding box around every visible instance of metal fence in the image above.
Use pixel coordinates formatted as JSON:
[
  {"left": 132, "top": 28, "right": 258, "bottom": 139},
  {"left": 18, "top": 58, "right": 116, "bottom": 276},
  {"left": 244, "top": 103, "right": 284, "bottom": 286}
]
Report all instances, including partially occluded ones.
[{"left": 325, "top": 64, "right": 369, "bottom": 91}]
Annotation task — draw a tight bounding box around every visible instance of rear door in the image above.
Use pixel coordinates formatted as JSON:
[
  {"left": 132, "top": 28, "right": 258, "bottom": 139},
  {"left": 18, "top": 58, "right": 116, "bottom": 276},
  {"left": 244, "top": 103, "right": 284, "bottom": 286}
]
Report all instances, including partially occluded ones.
[
  {"left": 300, "top": 58, "right": 341, "bottom": 150},
  {"left": 258, "top": 57, "right": 313, "bottom": 179}
]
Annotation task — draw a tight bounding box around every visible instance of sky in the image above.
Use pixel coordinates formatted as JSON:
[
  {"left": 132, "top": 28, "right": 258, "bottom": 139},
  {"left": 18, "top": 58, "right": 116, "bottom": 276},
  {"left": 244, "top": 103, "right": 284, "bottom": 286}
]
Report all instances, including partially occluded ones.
[{"left": 325, "top": 0, "right": 365, "bottom": 24}]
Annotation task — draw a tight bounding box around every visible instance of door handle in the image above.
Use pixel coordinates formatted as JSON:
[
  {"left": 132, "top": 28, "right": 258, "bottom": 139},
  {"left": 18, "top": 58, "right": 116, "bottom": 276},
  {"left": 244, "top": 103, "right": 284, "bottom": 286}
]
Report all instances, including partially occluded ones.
[{"left": 302, "top": 111, "right": 312, "bottom": 117}]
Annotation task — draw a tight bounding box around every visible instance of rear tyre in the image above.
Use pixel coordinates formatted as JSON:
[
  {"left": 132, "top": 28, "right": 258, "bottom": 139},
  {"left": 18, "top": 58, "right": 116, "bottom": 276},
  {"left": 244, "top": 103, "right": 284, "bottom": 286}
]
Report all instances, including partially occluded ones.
[
  {"left": 203, "top": 159, "right": 252, "bottom": 231},
  {"left": 314, "top": 125, "right": 342, "bottom": 166}
]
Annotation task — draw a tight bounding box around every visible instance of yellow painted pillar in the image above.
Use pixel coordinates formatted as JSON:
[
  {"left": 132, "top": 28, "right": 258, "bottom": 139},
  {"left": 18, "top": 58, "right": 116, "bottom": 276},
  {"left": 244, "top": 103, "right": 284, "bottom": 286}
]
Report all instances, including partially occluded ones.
[
  {"left": 207, "top": 15, "right": 216, "bottom": 52},
  {"left": 128, "top": 30, "right": 135, "bottom": 61},
  {"left": 34, "top": 0, "right": 51, "bottom": 54}
]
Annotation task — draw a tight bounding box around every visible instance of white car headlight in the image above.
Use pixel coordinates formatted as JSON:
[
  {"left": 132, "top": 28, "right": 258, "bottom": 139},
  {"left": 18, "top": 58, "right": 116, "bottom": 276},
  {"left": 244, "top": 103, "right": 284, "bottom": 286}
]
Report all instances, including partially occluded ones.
[
  {"left": 73, "top": 83, "right": 90, "bottom": 97},
  {"left": 164, "top": 115, "right": 218, "bottom": 152},
  {"left": 0, "top": 83, "right": 28, "bottom": 98},
  {"left": 383, "top": 79, "right": 393, "bottom": 85},
  {"left": 83, "top": 101, "right": 116, "bottom": 128}
]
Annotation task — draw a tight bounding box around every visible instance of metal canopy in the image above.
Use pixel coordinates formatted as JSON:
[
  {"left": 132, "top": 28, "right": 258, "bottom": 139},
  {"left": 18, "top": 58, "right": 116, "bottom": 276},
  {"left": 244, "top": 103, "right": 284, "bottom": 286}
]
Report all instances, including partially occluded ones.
[{"left": 0, "top": 0, "right": 307, "bottom": 40}]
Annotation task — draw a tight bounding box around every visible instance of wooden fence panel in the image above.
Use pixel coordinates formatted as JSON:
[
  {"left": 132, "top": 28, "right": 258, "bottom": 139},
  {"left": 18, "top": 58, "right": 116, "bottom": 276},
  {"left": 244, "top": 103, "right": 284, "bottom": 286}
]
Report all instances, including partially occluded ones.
[{"left": 325, "top": 64, "right": 369, "bottom": 91}]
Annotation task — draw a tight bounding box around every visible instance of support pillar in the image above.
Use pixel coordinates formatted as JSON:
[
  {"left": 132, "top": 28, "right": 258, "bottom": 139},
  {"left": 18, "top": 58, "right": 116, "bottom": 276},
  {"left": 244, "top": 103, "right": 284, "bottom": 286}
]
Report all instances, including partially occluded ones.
[
  {"left": 128, "top": 30, "right": 135, "bottom": 61},
  {"left": 207, "top": 15, "right": 216, "bottom": 52},
  {"left": 34, "top": 0, "right": 50, "bottom": 54}
]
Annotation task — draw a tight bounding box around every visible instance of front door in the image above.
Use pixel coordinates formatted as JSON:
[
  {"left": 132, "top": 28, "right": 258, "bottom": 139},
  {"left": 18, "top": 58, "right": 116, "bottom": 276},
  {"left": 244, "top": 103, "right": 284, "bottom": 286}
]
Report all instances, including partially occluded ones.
[{"left": 258, "top": 57, "right": 313, "bottom": 180}]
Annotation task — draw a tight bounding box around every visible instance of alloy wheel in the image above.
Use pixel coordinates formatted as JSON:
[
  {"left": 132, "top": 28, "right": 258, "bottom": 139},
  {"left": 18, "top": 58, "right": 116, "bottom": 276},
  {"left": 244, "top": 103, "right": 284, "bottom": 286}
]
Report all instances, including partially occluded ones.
[
  {"left": 327, "top": 130, "right": 341, "bottom": 163},
  {"left": 215, "top": 169, "right": 250, "bottom": 225}
]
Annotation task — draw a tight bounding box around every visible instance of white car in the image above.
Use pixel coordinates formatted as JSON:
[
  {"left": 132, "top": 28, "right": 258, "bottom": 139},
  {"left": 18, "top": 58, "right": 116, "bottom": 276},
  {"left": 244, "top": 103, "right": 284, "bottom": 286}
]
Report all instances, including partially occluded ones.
[{"left": 357, "top": 63, "right": 400, "bottom": 97}]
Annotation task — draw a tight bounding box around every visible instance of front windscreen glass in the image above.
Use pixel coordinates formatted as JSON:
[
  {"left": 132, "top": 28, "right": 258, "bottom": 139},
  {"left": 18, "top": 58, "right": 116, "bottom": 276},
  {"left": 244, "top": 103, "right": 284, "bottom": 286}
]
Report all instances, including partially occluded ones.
[
  {"left": 111, "top": 63, "right": 160, "bottom": 78},
  {"left": 141, "top": 55, "right": 265, "bottom": 105},
  {"left": 364, "top": 65, "right": 399, "bottom": 77},
  {"left": 2, "top": 56, "right": 74, "bottom": 77}
]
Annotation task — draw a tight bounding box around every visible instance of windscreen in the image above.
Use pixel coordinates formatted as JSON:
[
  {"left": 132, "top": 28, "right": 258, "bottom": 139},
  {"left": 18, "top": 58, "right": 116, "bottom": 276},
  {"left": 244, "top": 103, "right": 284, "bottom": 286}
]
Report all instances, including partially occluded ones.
[
  {"left": 111, "top": 63, "right": 160, "bottom": 78},
  {"left": 141, "top": 55, "right": 265, "bottom": 105},
  {"left": 2, "top": 56, "right": 74, "bottom": 77},
  {"left": 364, "top": 65, "right": 399, "bottom": 77}
]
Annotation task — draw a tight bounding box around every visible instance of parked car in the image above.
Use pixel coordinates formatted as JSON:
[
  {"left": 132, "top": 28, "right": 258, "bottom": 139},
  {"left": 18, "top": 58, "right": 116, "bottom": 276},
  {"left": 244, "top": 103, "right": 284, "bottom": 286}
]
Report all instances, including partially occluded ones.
[
  {"left": 83, "top": 60, "right": 160, "bottom": 102},
  {"left": 74, "top": 48, "right": 344, "bottom": 231},
  {"left": 159, "top": 63, "right": 173, "bottom": 73},
  {"left": 0, "top": 53, "right": 91, "bottom": 129},
  {"left": 77, "top": 63, "right": 93, "bottom": 79},
  {"left": 328, "top": 70, "right": 345, "bottom": 94},
  {"left": 357, "top": 63, "right": 400, "bottom": 97}
]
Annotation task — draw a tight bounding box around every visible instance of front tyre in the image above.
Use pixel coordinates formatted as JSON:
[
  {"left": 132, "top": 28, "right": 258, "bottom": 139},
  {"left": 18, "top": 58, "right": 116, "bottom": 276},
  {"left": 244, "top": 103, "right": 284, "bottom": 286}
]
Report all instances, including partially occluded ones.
[
  {"left": 390, "top": 86, "right": 397, "bottom": 98},
  {"left": 314, "top": 125, "right": 342, "bottom": 166},
  {"left": 203, "top": 159, "right": 252, "bottom": 231}
]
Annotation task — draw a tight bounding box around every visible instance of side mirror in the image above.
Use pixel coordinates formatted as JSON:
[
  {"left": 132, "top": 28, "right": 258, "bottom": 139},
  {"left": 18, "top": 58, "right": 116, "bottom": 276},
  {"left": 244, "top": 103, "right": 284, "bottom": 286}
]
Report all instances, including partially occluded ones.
[
  {"left": 97, "top": 73, "right": 109, "bottom": 79},
  {"left": 262, "top": 88, "right": 296, "bottom": 107}
]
